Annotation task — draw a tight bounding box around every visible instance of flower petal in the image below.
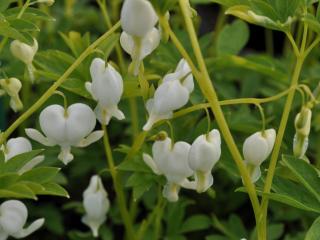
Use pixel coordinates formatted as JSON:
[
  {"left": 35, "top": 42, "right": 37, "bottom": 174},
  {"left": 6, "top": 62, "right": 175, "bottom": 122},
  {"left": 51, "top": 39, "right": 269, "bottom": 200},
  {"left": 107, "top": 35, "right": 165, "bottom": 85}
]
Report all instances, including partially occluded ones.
[{"left": 25, "top": 128, "right": 56, "bottom": 146}]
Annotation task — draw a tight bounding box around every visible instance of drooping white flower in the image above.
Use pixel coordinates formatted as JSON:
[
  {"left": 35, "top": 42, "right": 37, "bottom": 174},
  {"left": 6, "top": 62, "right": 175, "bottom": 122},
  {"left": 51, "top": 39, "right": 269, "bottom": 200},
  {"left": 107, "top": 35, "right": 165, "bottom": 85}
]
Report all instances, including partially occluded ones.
[
  {"left": 86, "top": 58, "right": 125, "bottom": 125},
  {"left": 120, "top": 0, "right": 160, "bottom": 75},
  {"left": 243, "top": 129, "right": 276, "bottom": 183},
  {"left": 25, "top": 103, "right": 104, "bottom": 165},
  {"left": 143, "top": 136, "right": 195, "bottom": 202},
  {"left": 120, "top": 28, "right": 160, "bottom": 73},
  {"left": 0, "top": 78, "right": 23, "bottom": 112},
  {"left": 82, "top": 175, "right": 110, "bottom": 238},
  {"left": 0, "top": 200, "right": 44, "bottom": 240},
  {"left": 293, "top": 107, "right": 312, "bottom": 159},
  {"left": 143, "top": 59, "right": 194, "bottom": 131},
  {"left": 188, "top": 129, "right": 221, "bottom": 193},
  {"left": 120, "top": 0, "right": 158, "bottom": 37},
  {"left": 1, "top": 137, "right": 44, "bottom": 174},
  {"left": 10, "top": 39, "right": 38, "bottom": 65},
  {"left": 10, "top": 39, "right": 38, "bottom": 83}
]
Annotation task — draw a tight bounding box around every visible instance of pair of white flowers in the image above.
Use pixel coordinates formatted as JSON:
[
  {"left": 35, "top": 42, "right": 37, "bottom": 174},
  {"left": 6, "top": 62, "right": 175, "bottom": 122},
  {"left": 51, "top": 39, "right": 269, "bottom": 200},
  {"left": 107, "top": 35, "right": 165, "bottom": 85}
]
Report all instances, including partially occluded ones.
[
  {"left": 143, "top": 129, "right": 221, "bottom": 202},
  {"left": 144, "top": 128, "right": 276, "bottom": 202},
  {"left": 24, "top": 57, "right": 126, "bottom": 165}
]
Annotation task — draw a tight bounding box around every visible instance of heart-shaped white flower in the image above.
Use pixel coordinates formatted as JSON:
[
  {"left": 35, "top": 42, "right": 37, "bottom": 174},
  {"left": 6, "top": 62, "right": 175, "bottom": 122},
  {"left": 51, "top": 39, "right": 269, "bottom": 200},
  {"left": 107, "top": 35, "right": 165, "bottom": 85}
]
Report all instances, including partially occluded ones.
[
  {"left": 0, "top": 200, "right": 44, "bottom": 240},
  {"left": 243, "top": 128, "right": 276, "bottom": 183},
  {"left": 188, "top": 129, "right": 221, "bottom": 193},
  {"left": 86, "top": 58, "right": 125, "bottom": 125},
  {"left": 120, "top": 0, "right": 158, "bottom": 37},
  {"left": 82, "top": 175, "right": 110, "bottom": 237},
  {"left": 143, "top": 59, "right": 194, "bottom": 131},
  {"left": 25, "top": 103, "right": 103, "bottom": 165},
  {"left": 143, "top": 137, "right": 195, "bottom": 202},
  {"left": 1, "top": 137, "right": 44, "bottom": 174}
]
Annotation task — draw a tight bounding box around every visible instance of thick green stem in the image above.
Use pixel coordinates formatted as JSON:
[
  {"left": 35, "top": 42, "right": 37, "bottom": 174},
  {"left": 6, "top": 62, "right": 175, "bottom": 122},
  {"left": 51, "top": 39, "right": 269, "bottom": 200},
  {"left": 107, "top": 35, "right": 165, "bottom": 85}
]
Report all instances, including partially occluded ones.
[
  {"left": 0, "top": 22, "right": 121, "bottom": 145},
  {"left": 178, "top": 0, "right": 261, "bottom": 221}
]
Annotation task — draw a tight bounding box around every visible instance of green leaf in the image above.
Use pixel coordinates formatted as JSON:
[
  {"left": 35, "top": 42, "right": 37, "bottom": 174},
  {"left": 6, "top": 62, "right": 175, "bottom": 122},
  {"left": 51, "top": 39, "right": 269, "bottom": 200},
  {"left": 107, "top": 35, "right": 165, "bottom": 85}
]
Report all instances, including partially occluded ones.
[
  {"left": 38, "top": 183, "right": 69, "bottom": 198},
  {"left": 305, "top": 217, "right": 320, "bottom": 240},
  {"left": 0, "top": 183, "right": 36, "bottom": 199},
  {"left": 281, "top": 155, "right": 320, "bottom": 202},
  {"left": 217, "top": 20, "right": 249, "bottom": 56},
  {"left": 4, "top": 7, "right": 55, "bottom": 22},
  {"left": 126, "top": 173, "right": 155, "bottom": 200},
  {"left": 180, "top": 215, "right": 211, "bottom": 233},
  {"left": 7, "top": 19, "right": 39, "bottom": 32},
  {"left": 0, "top": 0, "right": 15, "bottom": 12},
  {"left": 0, "top": 173, "right": 19, "bottom": 188},
  {"left": 0, "top": 149, "right": 44, "bottom": 174},
  {"left": 18, "top": 167, "right": 60, "bottom": 184}
]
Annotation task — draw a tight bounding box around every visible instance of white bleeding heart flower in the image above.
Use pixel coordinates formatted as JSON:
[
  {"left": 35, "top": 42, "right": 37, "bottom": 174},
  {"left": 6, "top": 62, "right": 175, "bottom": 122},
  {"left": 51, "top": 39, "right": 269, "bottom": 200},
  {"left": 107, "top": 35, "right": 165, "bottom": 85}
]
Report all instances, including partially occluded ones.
[
  {"left": 1, "top": 137, "right": 44, "bottom": 174},
  {"left": 0, "top": 78, "right": 23, "bottom": 112},
  {"left": 0, "top": 200, "right": 44, "bottom": 240},
  {"left": 120, "top": 28, "right": 160, "bottom": 75},
  {"left": 143, "top": 59, "right": 194, "bottom": 131},
  {"left": 243, "top": 129, "right": 276, "bottom": 183},
  {"left": 86, "top": 58, "right": 125, "bottom": 125},
  {"left": 293, "top": 107, "right": 312, "bottom": 159},
  {"left": 143, "top": 136, "right": 195, "bottom": 202},
  {"left": 10, "top": 39, "right": 38, "bottom": 65},
  {"left": 120, "top": 0, "right": 158, "bottom": 37},
  {"left": 25, "top": 103, "right": 104, "bottom": 165},
  {"left": 120, "top": 0, "right": 159, "bottom": 76},
  {"left": 188, "top": 129, "right": 221, "bottom": 193},
  {"left": 82, "top": 175, "right": 110, "bottom": 237},
  {"left": 10, "top": 39, "right": 38, "bottom": 83}
]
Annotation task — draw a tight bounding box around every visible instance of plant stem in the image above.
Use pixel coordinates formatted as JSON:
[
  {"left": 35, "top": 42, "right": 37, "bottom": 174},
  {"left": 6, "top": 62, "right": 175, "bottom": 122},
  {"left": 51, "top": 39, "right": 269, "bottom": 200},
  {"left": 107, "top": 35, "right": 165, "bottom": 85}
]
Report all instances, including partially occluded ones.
[
  {"left": 258, "top": 26, "right": 309, "bottom": 239},
  {"left": 102, "top": 125, "right": 136, "bottom": 239},
  {"left": 0, "top": 22, "right": 121, "bottom": 145},
  {"left": 178, "top": 0, "right": 261, "bottom": 221}
]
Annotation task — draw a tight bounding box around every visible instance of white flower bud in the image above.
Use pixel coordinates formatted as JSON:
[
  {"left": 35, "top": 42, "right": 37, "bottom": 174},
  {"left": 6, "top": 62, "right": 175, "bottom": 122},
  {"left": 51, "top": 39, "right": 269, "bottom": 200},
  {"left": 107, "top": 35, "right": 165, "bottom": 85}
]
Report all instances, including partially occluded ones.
[
  {"left": 0, "top": 78, "right": 23, "bottom": 112},
  {"left": 243, "top": 129, "right": 276, "bottom": 183},
  {"left": 143, "top": 59, "right": 194, "bottom": 131},
  {"left": 10, "top": 39, "right": 38, "bottom": 65},
  {"left": 120, "top": 28, "right": 160, "bottom": 75},
  {"left": 188, "top": 129, "right": 221, "bottom": 193},
  {"left": 82, "top": 175, "right": 110, "bottom": 237},
  {"left": 120, "top": 0, "right": 158, "bottom": 37},
  {"left": 0, "top": 200, "right": 44, "bottom": 239},
  {"left": 1, "top": 137, "right": 44, "bottom": 174},
  {"left": 143, "top": 137, "right": 194, "bottom": 202},
  {"left": 86, "top": 58, "right": 125, "bottom": 125},
  {"left": 293, "top": 107, "right": 312, "bottom": 159},
  {"left": 25, "top": 103, "right": 104, "bottom": 165}
]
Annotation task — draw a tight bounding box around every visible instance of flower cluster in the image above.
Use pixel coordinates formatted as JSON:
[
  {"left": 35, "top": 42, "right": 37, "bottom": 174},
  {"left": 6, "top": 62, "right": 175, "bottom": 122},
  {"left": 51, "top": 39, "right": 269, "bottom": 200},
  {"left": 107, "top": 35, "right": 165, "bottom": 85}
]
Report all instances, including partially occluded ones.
[{"left": 143, "top": 129, "right": 221, "bottom": 202}]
